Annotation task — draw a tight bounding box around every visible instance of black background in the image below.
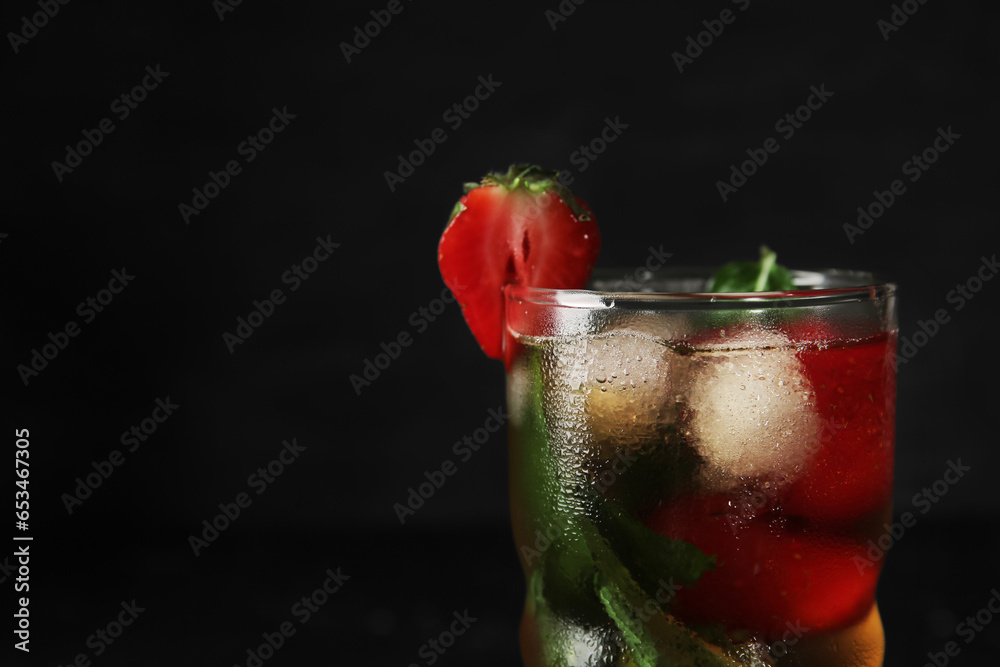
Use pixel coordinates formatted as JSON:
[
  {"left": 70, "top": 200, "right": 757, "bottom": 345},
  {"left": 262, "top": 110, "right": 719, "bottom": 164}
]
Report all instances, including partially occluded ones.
[{"left": 2, "top": 0, "right": 999, "bottom": 665}]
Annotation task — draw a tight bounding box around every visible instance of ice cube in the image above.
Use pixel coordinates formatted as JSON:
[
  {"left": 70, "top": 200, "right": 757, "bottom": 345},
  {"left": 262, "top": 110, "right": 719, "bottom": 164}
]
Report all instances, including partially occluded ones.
[
  {"left": 679, "top": 330, "right": 821, "bottom": 492},
  {"left": 581, "top": 331, "right": 680, "bottom": 451},
  {"left": 534, "top": 330, "right": 681, "bottom": 476}
]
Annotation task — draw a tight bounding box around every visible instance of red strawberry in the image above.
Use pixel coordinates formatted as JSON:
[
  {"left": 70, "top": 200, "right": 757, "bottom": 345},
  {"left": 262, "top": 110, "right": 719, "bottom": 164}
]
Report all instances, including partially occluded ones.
[{"left": 438, "top": 164, "right": 600, "bottom": 359}]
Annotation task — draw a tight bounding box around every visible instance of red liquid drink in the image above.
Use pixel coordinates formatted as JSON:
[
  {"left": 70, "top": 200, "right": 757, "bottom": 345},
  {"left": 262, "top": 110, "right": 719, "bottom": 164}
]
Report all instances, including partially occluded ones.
[
  {"left": 506, "top": 273, "right": 896, "bottom": 666},
  {"left": 647, "top": 335, "right": 895, "bottom": 643}
]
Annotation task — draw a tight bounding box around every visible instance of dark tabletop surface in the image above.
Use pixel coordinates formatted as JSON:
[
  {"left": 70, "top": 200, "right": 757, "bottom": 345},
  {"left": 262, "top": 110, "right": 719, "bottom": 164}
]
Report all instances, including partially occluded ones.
[{"left": 21, "top": 520, "right": 1000, "bottom": 665}]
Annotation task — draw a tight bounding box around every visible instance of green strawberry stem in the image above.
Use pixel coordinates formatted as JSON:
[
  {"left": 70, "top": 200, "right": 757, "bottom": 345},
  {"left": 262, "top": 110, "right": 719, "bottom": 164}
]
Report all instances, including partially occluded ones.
[{"left": 468, "top": 164, "right": 592, "bottom": 221}]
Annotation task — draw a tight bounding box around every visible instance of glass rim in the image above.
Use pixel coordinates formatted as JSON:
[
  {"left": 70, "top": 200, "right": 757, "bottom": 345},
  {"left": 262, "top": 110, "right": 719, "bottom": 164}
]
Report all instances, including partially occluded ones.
[{"left": 505, "top": 268, "right": 896, "bottom": 311}]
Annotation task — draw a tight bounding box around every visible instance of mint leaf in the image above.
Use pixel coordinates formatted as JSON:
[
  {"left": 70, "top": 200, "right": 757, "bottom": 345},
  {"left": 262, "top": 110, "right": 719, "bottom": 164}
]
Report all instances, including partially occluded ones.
[
  {"left": 709, "top": 246, "right": 794, "bottom": 292},
  {"left": 582, "top": 518, "right": 739, "bottom": 667},
  {"left": 518, "top": 346, "right": 738, "bottom": 664},
  {"left": 588, "top": 490, "right": 715, "bottom": 593},
  {"left": 517, "top": 351, "right": 607, "bottom": 623},
  {"left": 520, "top": 349, "right": 714, "bottom": 608},
  {"left": 604, "top": 423, "right": 701, "bottom": 518},
  {"left": 594, "top": 572, "right": 741, "bottom": 667}
]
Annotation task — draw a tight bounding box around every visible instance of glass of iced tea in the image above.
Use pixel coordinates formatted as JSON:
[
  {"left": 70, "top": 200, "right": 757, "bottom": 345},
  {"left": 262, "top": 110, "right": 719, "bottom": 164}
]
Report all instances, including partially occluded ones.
[{"left": 505, "top": 268, "right": 896, "bottom": 666}]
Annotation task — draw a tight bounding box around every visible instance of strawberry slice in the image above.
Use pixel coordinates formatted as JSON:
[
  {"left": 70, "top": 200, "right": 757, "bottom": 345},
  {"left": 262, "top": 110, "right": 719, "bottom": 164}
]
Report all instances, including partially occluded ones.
[{"left": 438, "top": 164, "right": 600, "bottom": 359}]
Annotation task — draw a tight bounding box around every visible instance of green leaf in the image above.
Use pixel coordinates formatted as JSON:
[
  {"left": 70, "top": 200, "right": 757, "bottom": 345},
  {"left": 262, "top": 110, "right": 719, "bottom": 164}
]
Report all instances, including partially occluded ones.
[
  {"left": 582, "top": 500, "right": 737, "bottom": 666},
  {"left": 709, "top": 246, "right": 795, "bottom": 292},
  {"left": 517, "top": 350, "right": 607, "bottom": 623},
  {"left": 594, "top": 575, "right": 742, "bottom": 667},
  {"left": 584, "top": 518, "right": 740, "bottom": 667},
  {"left": 603, "top": 424, "right": 701, "bottom": 518},
  {"left": 517, "top": 346, "right": 738, "bottom": 664},
  {"left": 588, "top": 491, "right": 716, "bottom": 594}
]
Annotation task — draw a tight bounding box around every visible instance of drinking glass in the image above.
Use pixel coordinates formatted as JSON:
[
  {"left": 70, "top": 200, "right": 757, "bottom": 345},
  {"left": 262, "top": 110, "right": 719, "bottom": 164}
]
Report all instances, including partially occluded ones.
[{"left": 505, "top": 268, "right": 896, "bottom": 666}]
